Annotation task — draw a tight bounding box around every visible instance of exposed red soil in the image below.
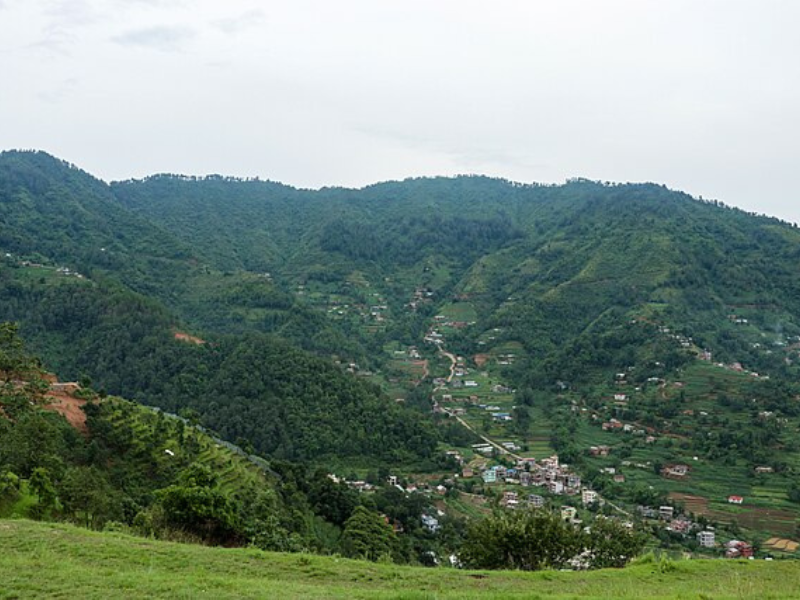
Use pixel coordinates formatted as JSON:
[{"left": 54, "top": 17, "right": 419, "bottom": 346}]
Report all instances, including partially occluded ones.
[
  {"left": 43, "top": 385, "right": 88, "bottom": 434},
  {"left": 174, "top": 331, "right": 206, "bottom": 345}
]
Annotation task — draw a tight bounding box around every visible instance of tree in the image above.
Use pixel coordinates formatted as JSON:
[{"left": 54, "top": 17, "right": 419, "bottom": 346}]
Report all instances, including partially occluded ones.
[
  {"left": 60, "top": 466, "right": 120, "bottom": 528},
  {"left": 155, "top": 463, "right": 242, "bottom": 543},
  {"left": 29, "top": 467, "right": 57, "bottom": 517},
  {"left": 584, "top": 517, "right": 646, "bottom": 568},
  {"left": 460, "top": 509, "right": 644, "bottom": 571},
  {"left": 340, "top": 506, "right": 397, "bottom": 561},
  {"left": 0, "top": 322, "right": 38, "bottom": 383},
  {"left": 460, "top": 508, "right": 582, "bottom": 571}
]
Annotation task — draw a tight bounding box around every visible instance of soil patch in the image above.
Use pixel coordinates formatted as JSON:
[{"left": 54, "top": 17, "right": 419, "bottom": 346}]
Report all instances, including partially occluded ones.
[
  {"left": 174, "top": 331, "right": 205, "bottom": 345},
  {"left": 43, "top": 389, "right": 87, "bottom": 434}
]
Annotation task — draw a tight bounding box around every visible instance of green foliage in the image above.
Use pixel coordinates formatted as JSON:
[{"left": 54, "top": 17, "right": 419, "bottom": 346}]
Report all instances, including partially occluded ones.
[
  {"left": 340, "top": 506, "right": 397, "bottom": 562},
  {"left": 459, "top": 508, "right": 583, "bottom": 571},
  {"left": 155, "top": 472, "right": 242, "bottom": 544},
  {"left": 584, "top": 517, "right": 647, "bottom": 569},
  {"left": 460, "top": 509, "right": 644, "bottom": 571}
]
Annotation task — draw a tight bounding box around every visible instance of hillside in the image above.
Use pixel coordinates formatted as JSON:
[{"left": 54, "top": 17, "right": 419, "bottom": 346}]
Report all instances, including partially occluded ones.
[
  {"left": 4, "top": 150, "right": 800, "bottom": 551},
  {"left": 1, "top": 519, "right": 798, "bottom": 599}
]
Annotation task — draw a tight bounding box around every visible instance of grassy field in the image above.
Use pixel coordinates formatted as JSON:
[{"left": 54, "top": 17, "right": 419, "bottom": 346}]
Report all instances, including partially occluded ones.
[{"left": 2, "top": 520, "right": 800, "bottom": 599}]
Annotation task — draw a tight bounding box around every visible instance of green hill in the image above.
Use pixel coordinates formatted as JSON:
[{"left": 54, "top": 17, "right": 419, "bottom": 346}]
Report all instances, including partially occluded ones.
[
  {"left": 5, "top": 150, "right": 800, "bottom": 547},
  {"left": 1, "top": 519, "right": 798, "bottom": 599}
]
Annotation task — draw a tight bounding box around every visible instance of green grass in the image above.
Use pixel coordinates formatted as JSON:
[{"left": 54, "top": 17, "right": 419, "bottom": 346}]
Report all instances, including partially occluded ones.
[{"left": 2, "top": 520, "right": 800, "bottom": 599}]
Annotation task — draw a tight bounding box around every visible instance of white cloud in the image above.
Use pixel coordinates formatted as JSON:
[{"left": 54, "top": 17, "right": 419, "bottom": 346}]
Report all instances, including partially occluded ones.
[{"left": 111, "top": 25, "right": 195, "bottom": 52}]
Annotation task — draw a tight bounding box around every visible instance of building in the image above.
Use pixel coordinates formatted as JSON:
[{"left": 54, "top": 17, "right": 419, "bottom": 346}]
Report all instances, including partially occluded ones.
[
  {"left": 697, "top": 530, "right": 716, "bottom": 548},
  {"left": 561, "top": 506, "right": 577, "bottom": 522},
  {"left": 725, "top": 540, "right": 754, "bottom": 559},
  {"left": 727, "top": 495, "right": 744, "bottom": 505},
  {"left": 670, "top": 518, "right": 692, "bottom": 534},
  {"left": 589, "top": 445, "right": 611, "bottom": 457},
  {"left": 528, "top": 494, "right": 545, "bottom": 508},
  {"left": 582, "top": 489, "right": 599, "bottom": 505},
  {"left": 659, "top": 506, "right": 675, "bottom": 520},
  {"left": 482, "top": 469, "right": 497, "bottom": 484},
  {"left": 421, "top": 514, "right": 440, "bottom": 533}
]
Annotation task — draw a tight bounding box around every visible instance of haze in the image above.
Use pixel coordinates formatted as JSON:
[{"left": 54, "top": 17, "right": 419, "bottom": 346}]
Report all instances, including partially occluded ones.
[{"left": 1, "top": 1, "right": 798, "bottom": 223}]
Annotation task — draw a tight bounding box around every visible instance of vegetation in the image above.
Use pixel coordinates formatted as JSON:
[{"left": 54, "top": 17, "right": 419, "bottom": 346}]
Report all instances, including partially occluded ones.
[
  {"left": 4, "top": 148, "right": 800, "bottom": 560},
  {"left": 1, "top": 519, "right": 799, "bottom": 599},
  {"left": 460, "top": 509, "right": 645, "bottom": 571}
]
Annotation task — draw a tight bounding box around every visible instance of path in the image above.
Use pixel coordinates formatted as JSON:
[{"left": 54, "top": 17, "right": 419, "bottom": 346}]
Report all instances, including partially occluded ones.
[
  {"left": 440, "top": 348, "right": 457, "bottom": 383},
  {"left": 442, "top": 407, "right": 524, "bottom": 461}
]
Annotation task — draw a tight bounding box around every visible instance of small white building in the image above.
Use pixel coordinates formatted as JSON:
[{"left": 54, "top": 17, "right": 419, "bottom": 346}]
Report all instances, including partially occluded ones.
[
  {"left": 581, "top": 489, "right": 599, "bottom": 505},
  {"left": 697, "top": 530, "right": 716, "bottom": 548}
]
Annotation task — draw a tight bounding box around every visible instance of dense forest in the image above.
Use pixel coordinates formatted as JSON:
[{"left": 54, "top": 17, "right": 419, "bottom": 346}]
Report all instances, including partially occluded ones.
[{"left": 0, "top": 324, "right": 462, "bottom": 562}]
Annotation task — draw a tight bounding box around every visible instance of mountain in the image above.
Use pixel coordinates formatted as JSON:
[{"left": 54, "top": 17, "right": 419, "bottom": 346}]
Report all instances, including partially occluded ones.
[
  {"left": 0, "top": 151, "right": 435, "bottom": 468},
  {"left": 4, "top": 150, "right": 800, "bottom": 545}
]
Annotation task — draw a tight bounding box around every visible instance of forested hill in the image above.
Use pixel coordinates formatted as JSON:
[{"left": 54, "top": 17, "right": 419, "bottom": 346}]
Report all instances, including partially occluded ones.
[
  {"left": 111, "top": 165, "right": 800, "bottom": 383},
  {"left": 0, "top": 151, "right": 436, "bottom": 467},
  {"left": 0, "top": 150, "right": 195, "bottom": 298},
  {"left": 5, "top": 149, "right": 800, "bottom": 472}
]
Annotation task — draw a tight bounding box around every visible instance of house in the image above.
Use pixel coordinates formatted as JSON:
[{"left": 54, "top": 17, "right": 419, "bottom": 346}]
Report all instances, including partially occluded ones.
[
  {"left": 528, "top": 494, "right": 545, "bottom": 508},
  {"left": 547, "top": 480, "right": 564, "bottom": 495},
  {"left": 602, "top": 420, "right": 624, "bottom": 431},
  {"left": 661, "top": 464, "right": 690, "bottom": 479},
  {"left": 519, "top": 471, "right": 532, "bottom": 486},
  {"left": 582, "top": 489, "right": 599, "bottom": 505},
  {"left": 725, "top": 540, "right": 754, "bottom": 559},
  {"left": 482, "top": 469, "right": 497, "bottom": 484},
  {"left": 567, "top": 474, "right": 582, "bottom": 489},
  {"left": 755, "top": 466, "right": 774, "bottom": 474},
  {"left": 501, "top": 491, "right": 519, "bottom": 507},
  {"left": 462, "top": 466, "right": 474, "bottom": 478},
  {"left": 589, "top": 445, "right": 611, "bottom": 457},
  {"left": 669, "top": 518, "right": 692, "bottom": 534},
  {"left": 465, "top": 380, "right": 479, "bottom": 388},
  {"left": 613, "top": 473, "right": 626, "bottom": 483},
  {"left": 659, "top": 506, "right": 675, "bottom": 520},
  {"left": 638, "top": 506, "right": 658, "bottom": 519},
  {"left": 727, "top": 495, "right": 744, "bottom": 505},
  {"left": 421, "top": 514, "right": 441, "bottom": 533},
  {"left": 561, "top": 506, "right": 577, "bottom": 522},
  {"left": 697, "top": 530, "right": 716, "bottom": 548},
  {"left": 495, "top": 466, "right": 508, "bottom": 480}
]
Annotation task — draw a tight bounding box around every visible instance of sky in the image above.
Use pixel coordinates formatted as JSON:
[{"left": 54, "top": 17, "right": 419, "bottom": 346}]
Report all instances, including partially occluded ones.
[{"left": 1, "top": 0, "right": 799, "bottom": 222}]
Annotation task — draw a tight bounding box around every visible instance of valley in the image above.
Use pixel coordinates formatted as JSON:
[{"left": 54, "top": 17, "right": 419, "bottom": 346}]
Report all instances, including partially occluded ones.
[{"left": 3, "top": 150, "right": 800, "bottom": 570}]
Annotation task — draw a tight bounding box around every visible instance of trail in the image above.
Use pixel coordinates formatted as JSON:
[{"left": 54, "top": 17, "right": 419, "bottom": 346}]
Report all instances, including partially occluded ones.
[
  {"left": 441, "top": 406, "right": 524, "bottom": 461},
  {"left": 440, "top": 348, "right": 457, "bottom": 383}
]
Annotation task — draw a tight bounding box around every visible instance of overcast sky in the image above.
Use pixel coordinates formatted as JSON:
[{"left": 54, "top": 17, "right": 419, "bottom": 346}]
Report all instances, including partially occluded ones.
[{"left": 1, "top": 1, "right": 799, "bottom": 222}]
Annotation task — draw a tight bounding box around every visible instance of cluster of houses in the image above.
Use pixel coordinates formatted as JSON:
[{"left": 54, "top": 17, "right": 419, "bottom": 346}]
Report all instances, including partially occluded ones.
[
  {"left": 474, "top": 455, "right": 602, "bottom": 504},
  {"left": 638, "top": 504, "right": 717, "bottom": 547},
  {"left": 12, "top": 258, "right": 86, "bottom": 280},
  {"left": 599, "top": 417, "right": 651, "bottom": 437},
  {"left": 407, "top": 287, "right": 434, "bottom": 312}
]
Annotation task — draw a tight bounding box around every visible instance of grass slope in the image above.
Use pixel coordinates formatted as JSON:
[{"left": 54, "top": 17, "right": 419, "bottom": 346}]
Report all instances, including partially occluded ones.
[{"left": 2, "top": 520, "right": 799, "bottom": 599}]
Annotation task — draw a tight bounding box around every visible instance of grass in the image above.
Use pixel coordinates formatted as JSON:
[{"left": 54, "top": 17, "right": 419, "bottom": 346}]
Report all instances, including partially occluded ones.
[{"left": 2, "top": 520, "right": 800, "bottom": 599}]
